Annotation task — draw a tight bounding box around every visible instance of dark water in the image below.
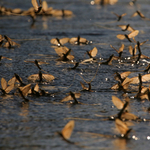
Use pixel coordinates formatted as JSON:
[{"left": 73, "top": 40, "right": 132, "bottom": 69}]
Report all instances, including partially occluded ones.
[{"left": 1, "top": 0, "right": 150, "bottom": 149}]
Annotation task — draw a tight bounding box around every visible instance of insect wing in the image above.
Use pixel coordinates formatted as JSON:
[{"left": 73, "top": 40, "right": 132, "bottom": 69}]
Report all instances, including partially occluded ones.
[
  {"left": 128, "top": 30, "right": 139, "bottom": 38},
  {"left": 42, "top": 74, "right": 55, "bottom": 82},
  {"left": 19, "top": 84, "right": 31, "bottom": 97},
  {"left": 115, "top": 119, "right": 129, "bottom": 135},
  {"left": 117, "top": 34, "right": 126, "bottom": 40},
  {"left": 31, "top": 0, "right": 39, "bottom": 12},
  {"left": 1, "top": 78, "right": 7, "bottom": 90},
  {"left": 59, "top": 38, "right": 70, "bottom": 45},
  {"left": 61, "top": 120, "right": 75, "bottom": 140},
  {"left": 5, "top": 84, "right": 14, "bottom": 94},
  {"left": 112, "top": 95, "right": 124, "bottom": 109}
]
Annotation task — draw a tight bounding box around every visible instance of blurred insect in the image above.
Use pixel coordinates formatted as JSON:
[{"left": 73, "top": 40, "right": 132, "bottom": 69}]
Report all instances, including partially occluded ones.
[
  {"left": 60, "top": 92, "right": 81, "bottom": 104},
  {"left": 132, "top": 10, "right": 146, "bottom": 19},
  {"left": 0, "top": 55, "right": 12, "bottom": 61},
  {"left": 58, "top": 120, "right": 75, "bottom": 144},
  {"left": 117, "top": 24, "right": 135, "bottom": 32},
  {"left": 110, "top": 44, "right": 124, "bottom": 58},
  {"left": 112, "top": 12, "right": 126, "bottom": 21},
  {"left": 50, "top": 9, "right": 73, "bottom": 17},
  {"left": 69, "top": 36, "right": 89, "bottom": 45},
  {"left": 100, "top": 54, "right": 115, "bottom": 65},
  {"left": 31, "top": 0, "right": 42, "bottom": 13},
  {"left": 0, "top": 78, "right": 14, "bottom": 95},
  {"left": 115, "top": 118, "right": 132, "bottom": 138},
  {"left": 129, "top": 0, "right": 137, "bottom": 6},
  {"left": 117, "top": 30, "right": 139, "bottom": 42},
  {"left": 50, "top": 37, "right": 70, "bottom": 46},
  {"left": 3, "top": 35, "right": 20, "bottom": 48},
  {"left": 91, "top": 0, "right": 118, "bottom": 5},
  {"left": 56, "top": 48, "right": 74, "bottom": 61}
]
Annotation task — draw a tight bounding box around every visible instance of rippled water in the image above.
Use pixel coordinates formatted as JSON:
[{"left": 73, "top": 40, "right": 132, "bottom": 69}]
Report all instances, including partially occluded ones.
[{"left": 1, "top": 0, "right": 150, "bottom": 150}]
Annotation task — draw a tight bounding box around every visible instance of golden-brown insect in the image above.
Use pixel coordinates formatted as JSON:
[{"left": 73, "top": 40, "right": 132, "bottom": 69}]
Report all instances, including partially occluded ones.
[
  {"left": 87, "top": 47, "right": 98, "bottom": 58},
  {"left": 31, "top": 0, "right": 42, "bottom": 13},
  {"left": 117, "top": 24, "right": 135, "bottom": 32},
  {"left": 0, "top": 78, "right": 14, "bottom": 95},
  {"left": 115, "top": 118, "right": 132, "bottom": 138},
  {"left": 50, "top": 37, "right": 70, "bottom": 46},
  {"left": 117, "top": 30, "right": 139, "bottom": 42},
  {"left": 69, "top": 36, "right": 88, "bottom": 45},
  {"left": 28, "top": 71, "right": 55, "bottom": 82},
  {"left": 112, "top": 12, "right": 126, "bottom": 21},
  {"left": 58, "top": 120, "right": 75, "bottom": 144},
  {"left": 60, "top": 92, "right": 81, "bottom": 103}
]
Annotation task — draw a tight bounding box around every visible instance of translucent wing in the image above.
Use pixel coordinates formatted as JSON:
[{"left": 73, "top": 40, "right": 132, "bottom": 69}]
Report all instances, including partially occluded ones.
[
  {"left": 80, "top": 82, "right": 89, "bottom": 90},
  {"left": 19, "top": 84, "right": 31, "bottom": 97},
  {"left": 59, "top": 38, "right": 70, "bottom": 45},
  {"left": 89, "top": 47, "right": 98, "bottom": 57},
  {"left": 118, "top": 44, "right": 124, "bottom": 53},
  {"left": 117, "top": 34, "right": 126, "bottom": 40},
  {"left": 112, "top": 95, "right": 124, "bottom": 109},
  {"left": 42, "top": 74, "right": 55, "bottom": 82},
  {"left": 115, "top": 119, "right": 129, "bottom": 135},
  {"left": 5, "top": 84, "right": 14, "bottom": 94},
  {"left": 8, "top": 76, "right": 17, "bottom": 85},
  {"left": 69, "top": 37, "right": 78, "bottom": 44},
  {"left": 31, "top": 0, "right": 39, "bottom": 12},
  {"left": 55, "top": 46, "right": 69, "bottom": 57},
  {"left": 128, "top": 30, "right": 139, "bottom": 38},
  {"left": 61, "top": 120, "right": 75, "bottom": 140},
  {"left": 120, "top": 71, "right": 131, "bottom": 79},
  {"left": 60, "top": 93, "right": 81, "bottom": 102},
  {"left": 1, "top": 78, "right": 7, "bottom": 90},
  {"left": 28, "top": 74, "right": 39, "bottom": 82},
  {"left": 42, "top": 1, "right": 48, "bottom": 12}
]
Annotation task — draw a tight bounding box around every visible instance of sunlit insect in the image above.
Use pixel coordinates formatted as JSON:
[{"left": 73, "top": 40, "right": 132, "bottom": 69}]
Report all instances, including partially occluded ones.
[
  {"left": 0, "top": 55, "right": 12, "bottom": 61},
  {"left": 112, "top": 96, "right": 138, "bottom": 120},
  {"left": 112, "top": 12, "right": 126, "bottom": 21},
  {"left": 111, "top": 77, "right": 132, "bottom": 93},
  {"left": 69, "top": 62, "right": 80, "bottom": 70},
  {"left": 69, "top": 36, "right": 89, "bottom": 45},
  {"left": 117, "top": 30, "right": 139, "bottom": 42},
  {"left": 60, "top": 92, "right": 81, "bottom": 104},
  {"left": 31, "top": 0, "right": 42, "bottom": 13},
  {"left": 28, "top": 71, "right": 55, "bottom": 82},
  {"left": 117, "top": 24, "right": 135, "bottom": 32},
  {"left": 115, "top": 118, "right": 132, "bottom": 138},
  {"left": 110, "top": 44, "right": 124, "bottom": 58},
  {"left": 51, "top": 37, "right": 70, "bottom": 46},
  {"left": 58, "top": 120, "right": 75, "bottom": 144},
  {"left": 0, "top": 35, "right": 4, "bottom": 46},
  {"left": 114, "top": 71, "right": 131, "bottom": 83},
  {"left": 132, "top": 10, "right": 146, "bottom": 19},
  {"left": 87, "top": 47, "right": 98, "bottom": 59},
  {"left": 3, "top": 35, "right": 20, "bottom": 48},
  {"left": 100, "top": 54, "right": 115, "bottom": 65},
  {"left": 17, "top": 84, "right": 31, "bottom": 103},
  {"left": 0, "top": 78, "right": 14, "bottom": 95},
  {"left": 19, "top": 84, "right": 31, "bottom": 98},
  {"left": 56, "top": 48, "right": 74, "bottom": 61}
]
